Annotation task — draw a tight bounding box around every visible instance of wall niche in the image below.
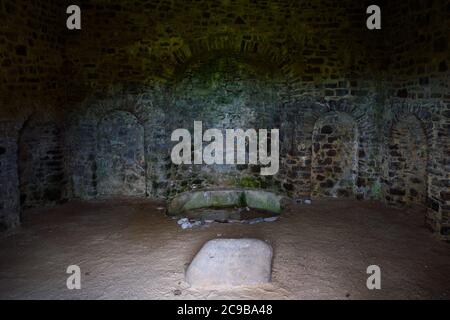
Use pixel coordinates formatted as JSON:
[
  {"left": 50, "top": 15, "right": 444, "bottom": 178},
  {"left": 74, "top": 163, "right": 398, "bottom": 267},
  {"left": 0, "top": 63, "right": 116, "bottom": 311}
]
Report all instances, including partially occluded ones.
[
  {"left": 386, "top": 115, "right": 428, "bottom": 207},
  {"left": 311, "top": 112, "right": 358, "bottom": 198},
  {"left": 96, "top": 111, "right": 146, "bottom": 197},
  {"left": 18, "top": 117, "right": 66, "bottom": 211}
]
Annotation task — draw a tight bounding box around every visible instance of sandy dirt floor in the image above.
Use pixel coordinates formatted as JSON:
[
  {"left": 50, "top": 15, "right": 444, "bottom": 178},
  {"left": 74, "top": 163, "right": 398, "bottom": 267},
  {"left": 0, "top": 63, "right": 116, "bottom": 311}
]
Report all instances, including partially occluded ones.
[{"left": 0, "top": 198, "right": 449, "bottom": 300}]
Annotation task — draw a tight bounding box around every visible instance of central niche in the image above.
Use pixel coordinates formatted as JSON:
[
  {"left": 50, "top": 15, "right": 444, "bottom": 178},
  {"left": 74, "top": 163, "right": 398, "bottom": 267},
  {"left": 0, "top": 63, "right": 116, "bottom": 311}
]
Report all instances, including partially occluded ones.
[
  {"left": 169, "top": 54, "right": 282, "bottom": 195},
  {"left": 311, "top": 112, "right": 358, "bottom": 198},
  {"left": 96, "top": 111, "right": 146, "bottom": 197}
]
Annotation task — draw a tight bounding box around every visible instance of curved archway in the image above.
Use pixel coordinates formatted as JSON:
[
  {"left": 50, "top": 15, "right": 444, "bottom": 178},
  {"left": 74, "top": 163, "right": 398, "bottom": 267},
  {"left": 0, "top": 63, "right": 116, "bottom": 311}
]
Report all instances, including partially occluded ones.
[
  {"left": 311, "top": 112, "right": 359, "bottom": 198},
  {"left": 169, "top": 35, "right": 295, "bottom": 76},
  {"left": 18, "top": 115, "right": 65, "bottom": 211},
  {"left": 96, "top": 111, "right": 146, "bottom": 197},
  {"left": 387, "top": 114, "right": 428, "bottom": 206},
  {"left": 167, "top": 52, "right": 284, "bottom": 196}
]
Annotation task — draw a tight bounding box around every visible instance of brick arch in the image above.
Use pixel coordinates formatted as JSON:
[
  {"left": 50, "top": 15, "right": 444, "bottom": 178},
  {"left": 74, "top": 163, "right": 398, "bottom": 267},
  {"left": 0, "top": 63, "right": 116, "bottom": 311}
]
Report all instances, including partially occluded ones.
[
  {"left": 164, "top": 39, "right": 290, "bottom": 196},
  {"left": 165, "top": 34, "right": 300, "bottom": 83},
  {"left": 95, "top": 110, "right": 146, "bottom": 197},
  {"left": 18, "top": 113, "right": 66, "bottom": 212},
  {"left": 90, "top": 97, "right": 155, "bottom": 198},
  {"left": 311, "top": 111, "right": 359, "bottom": 198},
  {"left": 379, "top": 101, "right": 450, "bottom": 236},
  {"left": 90, "top": 97, "right": 149, "bottom": 127},
  {"left": 382, "top": 103, "right": 435, "bottom": 207},
  {"left": 386, "top": 114, "right": 429, "bottom": 207},
  {"left": 305, "top": 100, "right": 376, "bottom": 199},
  {"left": 65, "top": 89, "right": 175, "bottom": 200},
  {"left": 383, "top": 104, "right": 434, "bottom": 172},
  {"left": 276, "top": 97, "right": 377, "bottom": 198},
  {"left": 384, "top": 104, "right": 434, "bottom": 140}
]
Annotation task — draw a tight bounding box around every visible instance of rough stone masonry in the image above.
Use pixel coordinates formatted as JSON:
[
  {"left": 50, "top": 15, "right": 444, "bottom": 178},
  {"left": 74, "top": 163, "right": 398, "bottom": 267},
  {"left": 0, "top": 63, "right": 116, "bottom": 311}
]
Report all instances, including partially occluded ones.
[{"left": 0, "top": 1, "right": 448, "bottom": 240}]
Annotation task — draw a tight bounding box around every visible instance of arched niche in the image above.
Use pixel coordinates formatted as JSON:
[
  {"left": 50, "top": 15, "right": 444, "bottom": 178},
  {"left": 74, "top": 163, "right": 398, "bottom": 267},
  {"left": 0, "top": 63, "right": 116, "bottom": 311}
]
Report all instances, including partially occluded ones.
[
  {"left": 18, "top": 116, "right": 65, "bottom": 211},
  {"left": 387, "top": 114, "right": 428, "bottom": 206},
  {"left": 311, "top": 112, "right": 359, "bottom": 198},
  {"left": 96, "top": 111, "right": 146, "bottom": 197},
  {"left": 168, "top": 53, "right": 283, "bottom": 195}
]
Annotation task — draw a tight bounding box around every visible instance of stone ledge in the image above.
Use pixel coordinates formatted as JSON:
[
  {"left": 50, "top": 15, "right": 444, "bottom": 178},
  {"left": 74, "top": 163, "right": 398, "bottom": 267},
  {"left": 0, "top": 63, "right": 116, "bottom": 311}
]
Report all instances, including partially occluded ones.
[{"left": 167, "top": 188, "right": 286, "bottom": 217}]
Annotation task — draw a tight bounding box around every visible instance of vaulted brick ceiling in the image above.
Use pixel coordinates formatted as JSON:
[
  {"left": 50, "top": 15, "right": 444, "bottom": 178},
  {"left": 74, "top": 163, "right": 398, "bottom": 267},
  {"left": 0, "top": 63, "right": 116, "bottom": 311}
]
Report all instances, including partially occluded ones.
[{"left": 1, "top": 0, "right": 448, "bottom": 116}]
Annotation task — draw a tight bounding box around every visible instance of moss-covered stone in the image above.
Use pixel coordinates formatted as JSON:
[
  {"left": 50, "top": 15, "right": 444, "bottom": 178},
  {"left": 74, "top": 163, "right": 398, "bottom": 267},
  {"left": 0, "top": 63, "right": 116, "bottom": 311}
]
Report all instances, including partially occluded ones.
[
  {"left": 167, "top": 188, "right": 284, "bottom": 216},
  {"left": 237, "top": 176, "right": 262, "bottom": 189}
]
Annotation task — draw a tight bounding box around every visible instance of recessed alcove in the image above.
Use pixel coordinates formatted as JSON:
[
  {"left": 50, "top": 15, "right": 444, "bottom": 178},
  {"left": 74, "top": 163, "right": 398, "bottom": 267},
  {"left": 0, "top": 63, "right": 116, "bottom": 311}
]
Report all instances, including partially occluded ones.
[
  {"left": 386, "top": 115, "right": 428, "bottom": 207},
  {"left": 96, "top": 111, "right": 146, "bottom": 197},
  {"left": 311, "top": 112, "right": 358, "bottom": 198},
  {"left": 0, "top": 0, "right": 448, "bottom": 300}
]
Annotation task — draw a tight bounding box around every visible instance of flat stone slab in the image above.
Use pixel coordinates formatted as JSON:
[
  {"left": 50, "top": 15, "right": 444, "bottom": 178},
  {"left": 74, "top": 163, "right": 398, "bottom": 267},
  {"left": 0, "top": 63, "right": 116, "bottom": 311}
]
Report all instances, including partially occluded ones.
[
  {"left": 185, "top": 238, "right": 273, "bottom": 288},
  {"left": 167, "top": 188, "right": 285, "bottom": 218}
]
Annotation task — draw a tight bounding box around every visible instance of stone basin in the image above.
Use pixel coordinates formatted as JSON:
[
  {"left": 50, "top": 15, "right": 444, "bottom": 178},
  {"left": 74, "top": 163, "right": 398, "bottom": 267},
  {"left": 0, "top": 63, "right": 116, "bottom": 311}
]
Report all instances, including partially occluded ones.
[{"left": 167, "top": 188, "right": 285, "bottom": 220}]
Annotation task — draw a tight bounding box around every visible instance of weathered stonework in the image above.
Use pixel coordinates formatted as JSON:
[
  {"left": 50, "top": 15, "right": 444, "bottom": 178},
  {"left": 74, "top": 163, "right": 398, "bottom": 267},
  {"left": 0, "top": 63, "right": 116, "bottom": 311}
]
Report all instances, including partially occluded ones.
[
  {"left": 0, "top": 0, "right": 64, "bottom": 117},
  {"left": 18, "top": 115, "right": 67, "bottom": 209},
  {"left": 96, "top": 111, "right": 145, "bottom": 197},
  {"left": 386, "top": 114, "right": 428, "bottom": 206},
  {"left": 312, "top": 112, "right": 358, "bottom": 198},
  {"left": 0, "top": 1, "right": 448, "bottom": 240},
  {"left": 0, "top": 120, "right": 21, "bottom": 230},
  {"left": 167, "top": 188, "right": 284, "bottom": 217}
]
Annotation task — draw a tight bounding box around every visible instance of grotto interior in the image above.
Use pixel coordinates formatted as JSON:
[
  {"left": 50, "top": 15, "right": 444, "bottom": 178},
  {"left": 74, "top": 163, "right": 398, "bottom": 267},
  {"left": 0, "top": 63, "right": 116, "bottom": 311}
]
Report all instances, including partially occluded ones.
[{"left": 0, "top": 0, "right": 449, "bottom": 300}]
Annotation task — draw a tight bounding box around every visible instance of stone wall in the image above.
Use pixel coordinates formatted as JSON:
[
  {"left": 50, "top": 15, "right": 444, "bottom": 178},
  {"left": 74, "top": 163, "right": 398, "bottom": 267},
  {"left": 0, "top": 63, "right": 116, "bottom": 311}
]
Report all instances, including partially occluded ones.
[
  {"left": 65, "top": 92, "right": 380, "bottom": 201},
  {"left": 0, "top": 0, "right": 64, "bottom": 229},
  {"left": 97, "top": 111, "right": 145, "bottom": 197},
  {"left": 18, "top": 115, "right": 67, "bottom": 209},
  {"left": 61, "top": 0, "right": 384, "bottom": 101},
  {"left": 0, "top": 0, "right": 448, "bottom": 239},
  {"left": 381, "top": 0, "right": 450, "bottom": 239},
  {"left": 0, "top": 0, "right": 64, "bottom": 116},
  {"left": 65, "top": 89, "right": 172, "bottom": 200},
  {"left": 0, "top": 120, "right": 21, "bottom": 230},
  {"left": 60, "top": 0, "right": 385, "bottom": 200},
  {"left": 385, "top": 115, "right": 428, "bottom": 206},
  {"left": 311, "top": 112, "right": 358, "bottom": 198},
  {"left": 167, "top": 54, "right": 284, "bottom": 196}
]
